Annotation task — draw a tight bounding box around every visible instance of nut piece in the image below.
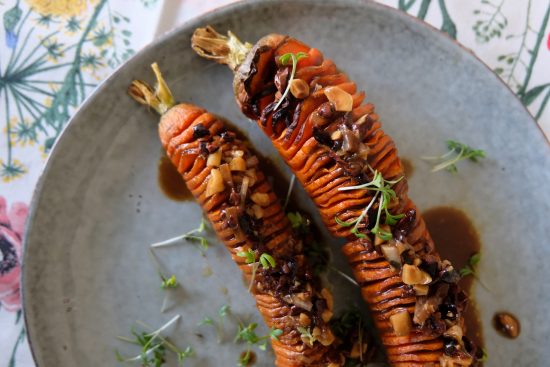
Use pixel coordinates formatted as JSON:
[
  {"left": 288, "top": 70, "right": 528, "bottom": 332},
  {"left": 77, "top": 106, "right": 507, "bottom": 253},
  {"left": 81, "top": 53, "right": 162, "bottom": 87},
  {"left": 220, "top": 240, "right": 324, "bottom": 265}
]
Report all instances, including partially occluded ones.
[
  {"left": 250, "top": 192, "right": 270, "bottom": 207},
  {"left": 229, "top": 156, "right": 246, "bottom": 171},
  {"left": 324, "top": 86, "right": 353, "bottom": 112},
  {"left": 413, "top": 284, "right": 429, "bottom": 296},
  {"left": 330, "top": 130, "right": 342, "bottom": 140},
  {"left": 205, "top": 168, "right": 225, "bottom": 197},
  {"left": 381, "top": 244, "right": 401, "bottom": 267},
  {"left": 289, "top": 78, "right": 310, "bottom": 99},
  {"left": 321, "top": 309, "right": 333, "bottom": 322},
  {"left": 299, "top": 313, "right": 311, "bottom": 326},
  {"left": 320, "top": 288, "right": 334, "bottom": 310},
  {"left": 206, "top": 149, "right": 222, "bottom": 167},
  {"left": 251, "top": 204, "right": 264, "bottom": 219},
  {"left": 389, "top": 310, "right": 412, "bottom": 337},
  {"left": 402, "top": 264, "right": 432, "bottom": 285}
]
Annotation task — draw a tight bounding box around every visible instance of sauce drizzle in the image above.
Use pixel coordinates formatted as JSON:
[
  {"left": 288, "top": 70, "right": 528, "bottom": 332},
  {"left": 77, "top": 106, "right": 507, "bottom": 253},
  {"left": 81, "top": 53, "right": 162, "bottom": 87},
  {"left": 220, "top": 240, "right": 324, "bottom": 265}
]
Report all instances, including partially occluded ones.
[
  {"left": 423, "top": 206, "right": 484, "bottom": 349},
  {"left": 157, "top": 155, "right": 193, "bottom": 201}
]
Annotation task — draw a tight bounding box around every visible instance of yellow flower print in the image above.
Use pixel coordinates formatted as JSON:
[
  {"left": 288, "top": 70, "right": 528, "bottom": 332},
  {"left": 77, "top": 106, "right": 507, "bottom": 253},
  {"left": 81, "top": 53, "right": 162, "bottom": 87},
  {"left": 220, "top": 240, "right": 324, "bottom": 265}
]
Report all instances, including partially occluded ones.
[
  {"left": 25, "top": 0, "right": 89, "bottom": 17},
  {"left": 0, "top": 159, "right": 27, "bottom": 182}
]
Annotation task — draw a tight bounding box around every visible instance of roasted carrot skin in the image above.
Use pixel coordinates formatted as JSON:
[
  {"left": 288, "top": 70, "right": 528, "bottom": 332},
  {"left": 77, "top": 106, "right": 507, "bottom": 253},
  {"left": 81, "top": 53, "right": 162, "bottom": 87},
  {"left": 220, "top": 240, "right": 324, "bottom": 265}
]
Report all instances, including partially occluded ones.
[
  {"left": 227, "top": 34, "right": 479, "bottom": 366},
  {"left": 157, "top": 103, "right": 345, "bottom": 367}
]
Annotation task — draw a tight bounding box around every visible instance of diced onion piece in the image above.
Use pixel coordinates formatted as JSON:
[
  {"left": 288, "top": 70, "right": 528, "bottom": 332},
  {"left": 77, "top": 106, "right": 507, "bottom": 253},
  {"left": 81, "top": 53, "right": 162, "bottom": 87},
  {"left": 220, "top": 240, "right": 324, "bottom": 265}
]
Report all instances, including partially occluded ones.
[
  {"left": 355, "top": 114, "right": 369, "bottom": 125},
  {"left": 331, "top": 130, "right": 342, "bottom": 140},
  {"left": 219, "top": 163, "right": 233, "bottom": 186},
  {"left": 251, "top": 192, "right": 270, "bottom": 207},
  {"left": 299, "top": 313, "right": 311, "bottom": 326},
  {"left": 358, "top": 143, "right": 370, "bottom": 160},
  {"left": 389, "top": 311, "right": 412, "bottom": 336},
  {"left": 322, "top": 310, "right": 333, "bottom": 322},
  {"left": 240, "top": 176, "right": 250, "bottom": 206},
  {"left": 206, "top": 149, "right": 222, "bottom": 167},
  {"left": 230, "top": 156, "right": 246, "bottom": 171},
  {"left": 231, "top": 150, "right": 244, "bottom": 158},
  {"left": 413, "top": 284, "right": 429, "bottom": 296},
  {"left": 402, "top": 264, "right": 432, "bottom": 285},
  {"left": 245, "top": 169, "right": 257, "bottom": 186},
  {"left": 444, "top": 325, "right": 464, "bottom": 341},
  {"left": 206, "top": 168, "right": 224, "bottom": 197},
  {"left": 321, "top": 288, "right": 333, "bottom": 310},
  {"left": 318, "top": 328, "right": 335, "bottom": 346},
  {"left": 289, "top": 78, "right": 310, "bottom": 99},
  {"left": 381, "top": 244, "right": 401, "bottom": 267},
  {"left": 440, "top": 355, "right": 473, "bottom": 367},
  {"left": 324, "top": 86, "right": 353, "bottom": 112},
  {"left": 252, "top": 204, "right": 264, "bottom": 219}
]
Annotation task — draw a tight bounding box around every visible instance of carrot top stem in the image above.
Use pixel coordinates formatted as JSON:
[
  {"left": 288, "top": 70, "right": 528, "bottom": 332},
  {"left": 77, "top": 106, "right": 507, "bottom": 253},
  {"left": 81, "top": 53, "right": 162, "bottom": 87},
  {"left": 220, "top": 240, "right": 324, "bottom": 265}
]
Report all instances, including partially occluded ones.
[
  {"left": 128, "top": 62, "right": 175, "bottom": 115},
  {"left": 191, "top": 26, "right": 251, "bottom": 70}
]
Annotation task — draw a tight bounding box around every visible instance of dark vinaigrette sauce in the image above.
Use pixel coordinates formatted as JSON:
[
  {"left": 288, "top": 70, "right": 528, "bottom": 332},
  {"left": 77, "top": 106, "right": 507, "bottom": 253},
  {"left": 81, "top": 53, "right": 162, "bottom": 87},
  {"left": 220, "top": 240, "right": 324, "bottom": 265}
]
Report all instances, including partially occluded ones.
[
  {"left": 423, "top": 206, "right": 485, "bottom": 349},
  {"left": 157, "top": 155, "right": 193, "bottom": 201}
]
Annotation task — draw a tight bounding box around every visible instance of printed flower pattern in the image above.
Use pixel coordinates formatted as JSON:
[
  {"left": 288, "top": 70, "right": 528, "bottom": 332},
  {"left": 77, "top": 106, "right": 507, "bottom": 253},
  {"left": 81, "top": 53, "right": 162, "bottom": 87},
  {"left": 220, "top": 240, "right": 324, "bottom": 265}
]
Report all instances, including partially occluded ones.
[{"left": 0, "top": 196, "right": 27, "bottom": 312}]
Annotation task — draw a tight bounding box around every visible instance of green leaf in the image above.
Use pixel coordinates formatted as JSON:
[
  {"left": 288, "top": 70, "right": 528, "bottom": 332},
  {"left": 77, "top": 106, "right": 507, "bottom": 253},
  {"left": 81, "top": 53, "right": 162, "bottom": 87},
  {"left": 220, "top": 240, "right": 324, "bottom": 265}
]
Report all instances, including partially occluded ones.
[
  {"left": 122, "top": 29, "right": 132, "bottom": 37},
  {"left": 469, "top": 252, "right": 481, "bottom": 266},
  {"left": 521, "top": 83, "right": 550, "bottom": 106},
  {"left": 494, "top": 67, "right": 504, "bottom": 74},
  {"left": 335, "top": 216, "right": 355, "bottom": 227},
  {"left": 199, "top": 317, "right": 213, "bottom": 326},
  {"left": 218, "top": 304, "right": 231, "bottom": 318},
  {"left": 459, "top": 267, "right": 473, "bottom": 277},
  {"left": 279, "top": 53, "right": 293, "bottom": 65},
  {"left": 259, "top": 253, "right": 276, "bottom": 269},
  {"left": 269, "top": 328, "right": 283, "bottom": 340}
]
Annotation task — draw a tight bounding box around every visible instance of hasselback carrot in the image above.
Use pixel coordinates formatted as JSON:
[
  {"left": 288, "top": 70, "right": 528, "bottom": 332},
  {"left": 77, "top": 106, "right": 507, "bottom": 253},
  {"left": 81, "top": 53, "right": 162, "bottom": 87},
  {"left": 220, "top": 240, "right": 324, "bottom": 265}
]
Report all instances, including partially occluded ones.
[
  {"left": 192, "top": 27, "right": 480, "bottom": 366},
  {"left": 128, "top": 63, "right": 345, "bottom": 367}
]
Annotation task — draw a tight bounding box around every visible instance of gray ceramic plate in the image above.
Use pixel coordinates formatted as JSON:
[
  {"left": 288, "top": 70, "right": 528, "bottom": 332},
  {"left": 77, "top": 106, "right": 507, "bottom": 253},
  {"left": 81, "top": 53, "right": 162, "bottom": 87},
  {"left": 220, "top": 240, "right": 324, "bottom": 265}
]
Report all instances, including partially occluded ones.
[{"left": 23, "top": 0, "right": 550, "bottom": 366}]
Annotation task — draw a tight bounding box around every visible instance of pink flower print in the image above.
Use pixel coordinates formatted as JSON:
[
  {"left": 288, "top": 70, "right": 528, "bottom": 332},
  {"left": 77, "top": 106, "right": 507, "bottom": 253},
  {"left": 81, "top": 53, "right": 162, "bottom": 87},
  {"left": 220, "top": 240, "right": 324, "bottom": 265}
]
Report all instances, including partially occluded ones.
[{"left": 0, "top": 196, "right": 28, "bottom": 312}]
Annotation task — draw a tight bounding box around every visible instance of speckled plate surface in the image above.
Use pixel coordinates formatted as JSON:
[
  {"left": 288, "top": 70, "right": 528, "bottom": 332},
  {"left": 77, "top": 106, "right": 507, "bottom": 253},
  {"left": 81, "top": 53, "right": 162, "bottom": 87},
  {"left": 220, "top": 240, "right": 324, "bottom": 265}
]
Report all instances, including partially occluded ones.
[{"left": 23, "top": 0, "right": 550, "bottom": 366}]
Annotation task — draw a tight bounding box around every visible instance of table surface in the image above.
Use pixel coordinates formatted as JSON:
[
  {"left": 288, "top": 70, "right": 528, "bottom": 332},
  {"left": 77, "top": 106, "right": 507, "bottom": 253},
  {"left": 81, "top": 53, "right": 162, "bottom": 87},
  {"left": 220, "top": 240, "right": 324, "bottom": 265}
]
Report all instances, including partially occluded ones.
[{"left": 1, "top": 0, "right": 549, "bottom": 366}]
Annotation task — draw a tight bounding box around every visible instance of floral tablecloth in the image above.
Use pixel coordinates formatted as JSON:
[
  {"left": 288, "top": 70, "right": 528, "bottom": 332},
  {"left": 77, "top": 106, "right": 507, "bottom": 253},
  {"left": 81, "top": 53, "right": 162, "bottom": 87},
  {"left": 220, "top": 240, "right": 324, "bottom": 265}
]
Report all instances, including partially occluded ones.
[{"left": 1, "top": 0, "right": 549, "bottom": 366}]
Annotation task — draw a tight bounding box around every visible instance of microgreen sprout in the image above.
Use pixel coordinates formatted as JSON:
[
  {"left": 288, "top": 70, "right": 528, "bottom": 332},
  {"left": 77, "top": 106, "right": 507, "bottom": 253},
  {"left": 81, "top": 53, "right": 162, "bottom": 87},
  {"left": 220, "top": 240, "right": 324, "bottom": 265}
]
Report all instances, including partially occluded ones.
[
  {"left": 237, "top": 248, "right": 259, "bottom": 291},
  {"left": 198, "top": 304, "right": 231, "bottom": 342},
  {"left": 238, "top": 350, "right": 252, "bottom": 366},
  {"left": 235, "top": 322, "right": 282, "bottom": 352},
  {"left": 151, "top": 218, "right": 210, "bottom": 255},
  {"left": 160, "top": 274, "right": 178, "bottom": 289},
  {"left": 116, "top": 315, "right": 194, "bottom": 367},
  {"left": 237, "top": 248, "right": 256, "bottom": 264},
  {"left": 479, "top": 347, "right": 489, "bottom": 363},
  {"left": 287, "top": 211, "right": 311, "bottom": 235},
  {"left": 459, "top": 253, "right": 481, "bottom": 278},
  {"left": 259, "top": 253, "right": 276, "bottom": 269},
  {"left": 336, "top": 170, "right": 404, "bottom": 240},
  {"left": 148, "top": 250, "right": 179, "bottom": 313},
  {"left": 273, "top": 52, "right": 308, "bottom": 111},
  {"left": 422, "top": 140, "right": 486, "bottom": 173},
  {"left": 459, "top": 253, "right": 489, "bottom": 291},
  {"left": 283, "top": 174, "right": 296, "bottom": 210},
  {"left": 329, "top": 266, "right": 359, "bottom": 287},
  {"left": 296, "top": 326, "right": 317, "bottom": 346}
]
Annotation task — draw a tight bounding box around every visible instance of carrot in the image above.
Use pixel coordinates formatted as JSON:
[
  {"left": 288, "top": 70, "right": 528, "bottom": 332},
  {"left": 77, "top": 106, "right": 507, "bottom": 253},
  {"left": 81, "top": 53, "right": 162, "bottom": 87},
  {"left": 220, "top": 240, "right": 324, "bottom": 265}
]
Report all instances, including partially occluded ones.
[
  {"left": 128, "top": 63, "right": 346, "bottom": 367},
  {"left": 192, "top": 28, "right": 480, "bottom": 366}
]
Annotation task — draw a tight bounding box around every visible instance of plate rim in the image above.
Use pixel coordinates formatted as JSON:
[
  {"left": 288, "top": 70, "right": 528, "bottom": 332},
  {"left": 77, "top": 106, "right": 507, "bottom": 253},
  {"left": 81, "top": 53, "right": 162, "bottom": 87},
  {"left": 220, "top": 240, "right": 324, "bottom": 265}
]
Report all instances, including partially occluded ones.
[{"left": 20, "top": 0, "right": 547, "bottom": 365}]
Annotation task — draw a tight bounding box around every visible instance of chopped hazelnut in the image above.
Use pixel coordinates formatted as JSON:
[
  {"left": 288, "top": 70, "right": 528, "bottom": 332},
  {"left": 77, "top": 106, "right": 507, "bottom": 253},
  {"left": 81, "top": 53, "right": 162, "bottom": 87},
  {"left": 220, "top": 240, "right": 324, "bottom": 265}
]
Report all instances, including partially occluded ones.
[
  {"left": 250, "top": 192, "right": 270, "bottom": 207},
  {"left": 389, "top": 310, "right": 412, "bottom": 336},
  {"left": 402, "top": 264, "right": 432, "bottom": 285},
  {"left": 289, "top": 79, "right": 310, "bottom": 99},
  {"left": 324, "top": 86, "right": 353, "bottom": 112},
  {"left": 206, "top": 149, "right": 222, "bottom": 167},
  {"left": 205, "top": 168, "right": 224, "bottom": 197}
]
